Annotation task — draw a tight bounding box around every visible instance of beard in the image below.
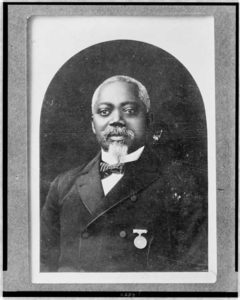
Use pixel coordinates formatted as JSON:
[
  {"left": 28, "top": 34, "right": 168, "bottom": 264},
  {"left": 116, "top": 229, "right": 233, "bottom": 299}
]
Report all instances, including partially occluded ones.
[
  {"left": 108, "top": 142, "right": 128, "bottom": 164},
  {"left": 101, "top": 126, "right": 135, "bottom": 163}
]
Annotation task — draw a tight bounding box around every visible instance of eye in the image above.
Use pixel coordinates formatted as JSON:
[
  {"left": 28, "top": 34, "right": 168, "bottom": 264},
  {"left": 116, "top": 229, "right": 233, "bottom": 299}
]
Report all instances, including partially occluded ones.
[
  {"left": 98, "top": 108, "right": 111, "bottom": 117},
  {"left": 124, "top": 107, "right": 137, "bottom": 115}
]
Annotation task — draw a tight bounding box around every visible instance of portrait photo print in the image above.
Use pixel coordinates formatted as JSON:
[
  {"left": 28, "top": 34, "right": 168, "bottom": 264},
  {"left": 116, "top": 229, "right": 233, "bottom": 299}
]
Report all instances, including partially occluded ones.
[{"left": 30, "top": 16, "right": 216, "bottom": 283}]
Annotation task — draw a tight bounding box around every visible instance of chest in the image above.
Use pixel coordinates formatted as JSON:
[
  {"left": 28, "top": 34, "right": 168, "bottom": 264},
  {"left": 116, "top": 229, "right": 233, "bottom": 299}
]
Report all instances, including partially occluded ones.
[{"left": 59, "top": 184, "right": 173, "bottom": 271}]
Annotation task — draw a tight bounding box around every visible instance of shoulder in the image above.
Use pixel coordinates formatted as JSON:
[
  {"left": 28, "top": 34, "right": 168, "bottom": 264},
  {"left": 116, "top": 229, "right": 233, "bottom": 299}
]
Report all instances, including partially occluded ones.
[
  {"left": 56, "top": 164, "right": 86, "bottom": 186},
  {"left": 164, "top": 160, "right": 199, "bottom": 188},
  {"left": 52, "top": 152, "right": 101, "bottom": 197},
  {"left": 46, "top": 164, "right": 84, "bottom": 201},
  {"left": 51, "top": 160, "right": 89, "bottom": 199},
  {"left": 155, "top": 156, "right": 207, "bottom": 215}
]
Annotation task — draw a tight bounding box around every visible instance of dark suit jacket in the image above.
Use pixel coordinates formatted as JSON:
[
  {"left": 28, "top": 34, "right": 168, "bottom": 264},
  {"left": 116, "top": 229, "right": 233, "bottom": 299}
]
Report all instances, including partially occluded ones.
[{"left": 41, "top": 147, "right": 208, "bottom": 272}]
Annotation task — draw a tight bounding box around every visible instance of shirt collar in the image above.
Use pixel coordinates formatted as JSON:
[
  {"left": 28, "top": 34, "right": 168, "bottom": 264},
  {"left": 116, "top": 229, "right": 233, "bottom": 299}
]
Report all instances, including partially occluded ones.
[{"left": 101, "top": 146, "right": 145, "bottom": 165}]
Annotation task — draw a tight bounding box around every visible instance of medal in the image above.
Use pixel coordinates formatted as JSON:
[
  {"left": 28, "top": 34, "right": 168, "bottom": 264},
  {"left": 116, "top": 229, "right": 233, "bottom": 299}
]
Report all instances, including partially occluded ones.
[{"left": 133, "top": 229, "right": 148, "bottom": 249}]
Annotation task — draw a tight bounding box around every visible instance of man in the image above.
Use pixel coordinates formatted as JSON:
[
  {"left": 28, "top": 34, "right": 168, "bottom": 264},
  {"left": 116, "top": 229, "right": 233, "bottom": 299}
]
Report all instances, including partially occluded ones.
[{"left": 41, "top": 75, "right": 207, "bottom": 272}]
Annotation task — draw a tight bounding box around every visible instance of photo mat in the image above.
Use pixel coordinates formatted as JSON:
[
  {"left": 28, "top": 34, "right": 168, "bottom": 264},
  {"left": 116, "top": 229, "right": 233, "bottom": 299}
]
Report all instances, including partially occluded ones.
[{"left": 30, "top": 15, "right": 216, "bottom": 283}]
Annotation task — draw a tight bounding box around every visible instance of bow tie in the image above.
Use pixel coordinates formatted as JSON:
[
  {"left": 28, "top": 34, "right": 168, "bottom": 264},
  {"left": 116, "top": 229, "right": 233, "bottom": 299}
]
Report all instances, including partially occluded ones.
[{"left": 99, "top": 161, "right": 125, "bottom": 179}]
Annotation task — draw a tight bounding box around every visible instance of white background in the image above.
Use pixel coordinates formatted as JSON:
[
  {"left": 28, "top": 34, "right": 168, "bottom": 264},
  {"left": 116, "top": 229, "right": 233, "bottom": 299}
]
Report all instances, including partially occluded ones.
[{"left": 30, "top": 16, "right": 216, "bottom": 283}]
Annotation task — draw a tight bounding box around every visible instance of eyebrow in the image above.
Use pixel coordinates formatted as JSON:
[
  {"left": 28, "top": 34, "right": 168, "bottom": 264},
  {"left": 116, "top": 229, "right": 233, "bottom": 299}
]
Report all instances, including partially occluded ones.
[{"left": 97, "top": 101, "right": 139, "bottom": 107}]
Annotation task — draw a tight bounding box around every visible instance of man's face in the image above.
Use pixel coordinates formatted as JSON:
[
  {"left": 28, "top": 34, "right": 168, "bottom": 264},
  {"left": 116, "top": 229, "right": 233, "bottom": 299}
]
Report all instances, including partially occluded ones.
[{"left": 92, "top": 81, "right": 148, "bottom": 153}]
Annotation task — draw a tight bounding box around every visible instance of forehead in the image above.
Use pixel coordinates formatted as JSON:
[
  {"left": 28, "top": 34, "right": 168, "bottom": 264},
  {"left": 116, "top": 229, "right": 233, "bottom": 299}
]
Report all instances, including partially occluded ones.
[{"left": 96, "top": 81, "right": 139, "bottom": 105}]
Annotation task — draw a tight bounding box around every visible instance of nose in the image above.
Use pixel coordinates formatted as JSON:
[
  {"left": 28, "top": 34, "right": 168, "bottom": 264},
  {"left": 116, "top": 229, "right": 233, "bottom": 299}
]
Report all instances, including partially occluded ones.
[{"left": 109, "top": 109, "right": 125, "bottom": 126}]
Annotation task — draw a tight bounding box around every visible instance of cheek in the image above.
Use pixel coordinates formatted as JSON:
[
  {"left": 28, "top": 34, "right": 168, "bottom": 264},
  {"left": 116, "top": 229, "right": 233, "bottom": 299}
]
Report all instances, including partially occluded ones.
[
  {"left": 126, "top": 118, "right": 147, "bottom": 135},
  {"left": 93, "top": 117, "right": 109, "bottom": 133}
]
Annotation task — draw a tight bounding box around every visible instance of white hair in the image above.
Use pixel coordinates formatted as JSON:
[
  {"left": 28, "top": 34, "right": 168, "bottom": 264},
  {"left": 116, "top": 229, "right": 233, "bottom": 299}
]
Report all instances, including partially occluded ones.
[{"left": 91, "top": 75, "right": 150, "bottom": 113}]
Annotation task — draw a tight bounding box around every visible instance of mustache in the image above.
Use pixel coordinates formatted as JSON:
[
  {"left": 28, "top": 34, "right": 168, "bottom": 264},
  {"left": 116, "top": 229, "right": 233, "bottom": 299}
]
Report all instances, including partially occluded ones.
[{"left": 103, "top": 126, "right": 135, "bottom": 140}]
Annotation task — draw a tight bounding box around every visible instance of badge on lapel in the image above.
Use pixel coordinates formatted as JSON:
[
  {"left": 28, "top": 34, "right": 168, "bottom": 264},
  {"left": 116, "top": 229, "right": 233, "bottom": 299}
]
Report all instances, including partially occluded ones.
[{"left": 133, "top": 229, "right": 148, "bottom": 249}]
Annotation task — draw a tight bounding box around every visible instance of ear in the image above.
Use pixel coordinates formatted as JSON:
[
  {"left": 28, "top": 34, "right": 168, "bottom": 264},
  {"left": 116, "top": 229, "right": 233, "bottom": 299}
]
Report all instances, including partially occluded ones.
[
  {"left": 91, "top": 117, "right": 96, "bottom": 134},
  {"left": 146, "top": 112, "right": 153, "bottom": 128}
]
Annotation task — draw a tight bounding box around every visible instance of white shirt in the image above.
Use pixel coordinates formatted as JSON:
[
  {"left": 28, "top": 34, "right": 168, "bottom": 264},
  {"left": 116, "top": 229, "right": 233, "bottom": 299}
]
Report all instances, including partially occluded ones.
[{"left": 101, "top": 146, "right": 145, "bottom": 195}]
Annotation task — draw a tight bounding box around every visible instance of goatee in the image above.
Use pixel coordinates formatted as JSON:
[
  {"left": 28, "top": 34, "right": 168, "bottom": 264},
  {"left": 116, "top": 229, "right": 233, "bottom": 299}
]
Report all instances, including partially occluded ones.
[{"left": 108, "top": 142, "right": 128, "bottom": 164}]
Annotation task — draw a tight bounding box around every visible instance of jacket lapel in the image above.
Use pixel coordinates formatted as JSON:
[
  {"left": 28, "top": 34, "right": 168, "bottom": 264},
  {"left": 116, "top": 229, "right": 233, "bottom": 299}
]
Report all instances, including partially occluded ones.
[
  {"left": 75, "top": 153, "right": 105, "bottom": 217},
  {"left": 104, "top": 147, "right": 162, "bottom": 209},
  {"left": 80, "top": 147, "right": 163, "bottom": 229}
]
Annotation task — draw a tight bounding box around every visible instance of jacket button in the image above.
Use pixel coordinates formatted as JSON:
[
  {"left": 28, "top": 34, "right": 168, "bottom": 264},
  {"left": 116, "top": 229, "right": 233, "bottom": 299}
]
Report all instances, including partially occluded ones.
[
  {"left": 119, "top": 230, "right": 127, "bottom": 238},
  {"left": 130, "top": 195, "right": 137, "bottom": 202},
  {"left": 81, "top": 231, "right": 89, "bottom": 239}
]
